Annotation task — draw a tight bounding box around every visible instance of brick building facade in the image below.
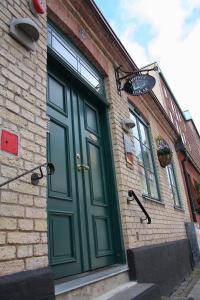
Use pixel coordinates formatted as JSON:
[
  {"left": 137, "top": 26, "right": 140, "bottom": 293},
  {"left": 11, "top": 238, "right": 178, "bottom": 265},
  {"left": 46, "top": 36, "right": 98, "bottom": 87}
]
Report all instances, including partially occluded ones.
[{"left": 0, "top": 1, "right": 197, "bottom": 299}]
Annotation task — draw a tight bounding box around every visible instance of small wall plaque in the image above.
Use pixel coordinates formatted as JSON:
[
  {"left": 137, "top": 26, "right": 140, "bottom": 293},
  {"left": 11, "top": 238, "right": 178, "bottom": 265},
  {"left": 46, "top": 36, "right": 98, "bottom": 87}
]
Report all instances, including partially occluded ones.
[
  {"left": 123, "top": 133, "right": 134, "bottom": 165},
  {"left": 1, "top": 130, "right": 18, "bottom": 155}
]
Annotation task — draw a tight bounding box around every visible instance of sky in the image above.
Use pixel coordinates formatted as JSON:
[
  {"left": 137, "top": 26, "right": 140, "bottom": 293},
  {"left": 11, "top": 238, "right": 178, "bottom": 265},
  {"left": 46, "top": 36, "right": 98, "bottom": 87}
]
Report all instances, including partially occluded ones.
[{"left": 95, "top": 0, "right": 200, "bottom": 133}]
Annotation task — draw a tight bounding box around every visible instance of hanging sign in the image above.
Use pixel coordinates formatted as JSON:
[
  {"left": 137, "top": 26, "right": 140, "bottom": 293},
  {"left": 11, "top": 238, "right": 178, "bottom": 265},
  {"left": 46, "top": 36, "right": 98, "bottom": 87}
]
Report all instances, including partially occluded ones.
[
  {"left": 123, "top": 74, "right": 156, "bottom": 96},
  {"left": 30, "top": 0, "right": 46, "bottom": 15}
]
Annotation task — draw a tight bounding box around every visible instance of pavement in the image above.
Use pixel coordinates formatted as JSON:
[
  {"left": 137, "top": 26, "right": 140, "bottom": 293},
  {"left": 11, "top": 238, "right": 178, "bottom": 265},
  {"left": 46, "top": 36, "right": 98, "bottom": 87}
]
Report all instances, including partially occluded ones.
[
  {"left": 188, "top": 279, "right": 200, "bottom": 300},
  {"left": 161, "top": 264, "right": 200, "bottom": 300}
]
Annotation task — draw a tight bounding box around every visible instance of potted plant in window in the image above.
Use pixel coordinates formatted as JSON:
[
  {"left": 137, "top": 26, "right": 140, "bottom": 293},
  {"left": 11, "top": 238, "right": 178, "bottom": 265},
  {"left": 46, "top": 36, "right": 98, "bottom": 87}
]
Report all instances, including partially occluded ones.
[{"left": 156, "top": 136, "right": 173, "bottom": 168}]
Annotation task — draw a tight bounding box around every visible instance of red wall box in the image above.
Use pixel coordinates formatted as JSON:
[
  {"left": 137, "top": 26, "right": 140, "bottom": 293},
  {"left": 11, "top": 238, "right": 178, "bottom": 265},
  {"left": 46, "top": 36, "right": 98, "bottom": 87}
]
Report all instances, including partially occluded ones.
[
  {"left": 32, "top": 0, "right": 46, "bottom": 14},
  {"left": 1, "top": 130, "right": 18, "bottom": 155}
]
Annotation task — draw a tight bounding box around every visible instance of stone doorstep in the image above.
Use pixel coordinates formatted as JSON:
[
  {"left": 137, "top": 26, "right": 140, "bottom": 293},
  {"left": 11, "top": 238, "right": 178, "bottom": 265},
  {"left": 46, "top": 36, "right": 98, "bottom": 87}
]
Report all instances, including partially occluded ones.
[
  {"left": 93, "top": 281, "right": 137, "bottom": 300},
  {"left": 94, "top": 283, "right": 161, "bottom": 300},
  {"left": 55, "top": 264, "right": 130, "bottom": 299}
]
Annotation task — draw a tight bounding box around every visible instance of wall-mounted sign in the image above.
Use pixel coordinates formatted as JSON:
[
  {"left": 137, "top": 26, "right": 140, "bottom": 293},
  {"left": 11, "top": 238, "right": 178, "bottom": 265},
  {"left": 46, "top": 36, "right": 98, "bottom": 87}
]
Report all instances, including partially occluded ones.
[
  {"left": 123, "top": 74, "right": 156, "bottom": 96},
  {"left": 1, "top": 130, "right": 18, "bottom": 155},
  {"left": 123, "top": 133, "right": 134, "bottom": 165}
]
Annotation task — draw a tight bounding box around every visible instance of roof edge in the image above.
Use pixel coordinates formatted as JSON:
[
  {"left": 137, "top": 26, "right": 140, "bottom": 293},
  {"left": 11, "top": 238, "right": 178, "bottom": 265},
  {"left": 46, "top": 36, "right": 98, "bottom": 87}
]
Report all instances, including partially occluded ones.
[{"left": 90, "top": 0, "right": 138, "bottom": 71}]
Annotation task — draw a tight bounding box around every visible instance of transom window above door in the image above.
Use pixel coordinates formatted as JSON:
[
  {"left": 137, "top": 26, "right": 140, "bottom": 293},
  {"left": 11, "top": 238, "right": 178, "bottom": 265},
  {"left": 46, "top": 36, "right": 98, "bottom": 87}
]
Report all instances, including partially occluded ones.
[
  {"left": 129, "top": 108, "right": 160, "bottom": 201},
  {"left": 47, "top": 24, "right": 103, "bottom": 95}
]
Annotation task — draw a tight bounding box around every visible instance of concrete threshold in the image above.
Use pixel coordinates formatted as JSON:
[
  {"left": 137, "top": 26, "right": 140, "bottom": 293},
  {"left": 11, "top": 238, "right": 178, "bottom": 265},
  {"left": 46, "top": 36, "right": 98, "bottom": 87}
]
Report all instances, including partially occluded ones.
[
  {"left": 93, "top": 281, "right": 137, "bottom": 300},
  {"left": 55, "top": 264, "right": 129, "bottom": 296}
]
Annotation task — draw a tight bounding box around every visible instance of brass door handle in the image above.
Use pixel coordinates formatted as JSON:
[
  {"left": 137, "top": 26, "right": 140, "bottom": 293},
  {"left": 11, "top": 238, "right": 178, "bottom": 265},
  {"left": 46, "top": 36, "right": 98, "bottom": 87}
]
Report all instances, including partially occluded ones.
[
  {"left": 84, "top": 165, "right": 90, "bottom": 171},
  {"left": 77, "top": 164, "right": 90, "bottom": 171}
]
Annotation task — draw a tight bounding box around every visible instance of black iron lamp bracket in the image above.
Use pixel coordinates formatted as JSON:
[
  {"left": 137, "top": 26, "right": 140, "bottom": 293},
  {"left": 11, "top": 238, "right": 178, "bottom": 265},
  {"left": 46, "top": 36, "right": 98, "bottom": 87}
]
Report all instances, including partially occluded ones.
[{"left": 115, "top": 65, "right": 158, "bottom": 95}]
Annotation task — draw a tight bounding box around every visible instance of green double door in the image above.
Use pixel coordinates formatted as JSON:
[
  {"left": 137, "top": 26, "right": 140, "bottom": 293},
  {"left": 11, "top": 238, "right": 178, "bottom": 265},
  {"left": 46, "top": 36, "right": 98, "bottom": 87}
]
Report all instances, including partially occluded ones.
[{"left": 47, "top": 65, "right": 116, "bottom": 279}]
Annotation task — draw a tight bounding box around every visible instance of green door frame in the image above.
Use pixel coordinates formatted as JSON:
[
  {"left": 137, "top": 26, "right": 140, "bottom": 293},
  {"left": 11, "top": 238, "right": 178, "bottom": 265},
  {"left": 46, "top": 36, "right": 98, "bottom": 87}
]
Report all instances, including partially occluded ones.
[{"left": 47, "top": 48, "right": 126, "bottom": 269}]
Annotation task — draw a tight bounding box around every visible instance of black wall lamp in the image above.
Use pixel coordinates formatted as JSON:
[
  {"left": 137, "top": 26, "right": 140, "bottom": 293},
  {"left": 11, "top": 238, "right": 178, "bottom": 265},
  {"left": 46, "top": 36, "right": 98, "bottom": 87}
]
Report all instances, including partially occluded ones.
[
  {"left": 10, "top": 18, "right": 40, "bottom": 51},
  {"left": 115, "top": 65, "right": 158, "bottom": 96}
]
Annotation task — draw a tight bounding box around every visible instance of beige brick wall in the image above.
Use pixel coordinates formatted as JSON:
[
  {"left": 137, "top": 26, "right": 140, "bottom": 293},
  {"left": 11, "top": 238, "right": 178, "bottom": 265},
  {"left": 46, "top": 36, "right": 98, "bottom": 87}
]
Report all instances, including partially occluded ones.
[
  {"left": 0, "top": 0, "right": 47, "bottom": 276},
  {"left": 105, "top": 63, "right": 191, "bottom": 250}
]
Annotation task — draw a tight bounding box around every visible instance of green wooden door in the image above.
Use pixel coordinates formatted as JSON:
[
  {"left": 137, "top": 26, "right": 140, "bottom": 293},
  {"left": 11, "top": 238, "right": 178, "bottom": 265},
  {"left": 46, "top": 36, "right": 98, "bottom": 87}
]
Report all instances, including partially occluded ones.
[{"left": 47, "top": 66, "right": 116, "bottom": 279}]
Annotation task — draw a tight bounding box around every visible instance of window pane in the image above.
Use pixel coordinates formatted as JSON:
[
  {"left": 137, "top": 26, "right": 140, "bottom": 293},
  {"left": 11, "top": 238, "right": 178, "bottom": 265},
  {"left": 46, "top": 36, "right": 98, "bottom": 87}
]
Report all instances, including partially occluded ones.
[
  {"left": 48, "top": 26, "right": 103, "bottom": 95},
  {"left": 168, "top": 165, "right": 176, "bottom": 186},
  {"left": 47, "top": 29, "right": 52, "bottom": 46},
  {"left": 52, "top": 36, "right": 78, "bottom": 70},
  {"left": 80, "top": 63, "right": 100, "bottom": 91},
  {"left": 143, "top": 146, "right": 154, "bottom": 172},
  {"left": 130, "top": 113, "right": 139, "bottom": 139},
  {"left": 138, "top": 165, "right": 148, "bottom": 195},
  {"left": 134, "top": 138, "right": 143, "bottom": 164},
  {"left": 130, "top": 110, "right": 159, "bottom": 200},
  {"left": 148, "top": 171, "right": 158, "bottom": 199},
  {"left": 166, "top": 167, "right": 171, "bottom": 186},
  {"left": 139, "top": 122, "right": 149, "bottom": 147},
  {"left": 48, "top": 76, "right": 64, "bottom": 110},
  {"left": 172, "top": 186, "right": 180, "bottom": 207},
  {"left": 166, "top": 164, "right": 181, "bottom": 207}
]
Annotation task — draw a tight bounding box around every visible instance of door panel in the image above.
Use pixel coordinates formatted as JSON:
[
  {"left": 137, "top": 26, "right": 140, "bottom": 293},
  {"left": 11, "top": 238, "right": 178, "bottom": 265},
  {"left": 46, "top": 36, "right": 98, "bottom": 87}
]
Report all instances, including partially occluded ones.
[
  {"left": 49, "top": 211, "right": 76, "bottom": 265},
  {"left": 48, "top": 120, "right": 71, "bottom": 199},
  {"left": 87, "top": 141, "right": 105, "bottom": 205},
  {"left": 78, "top": 96, "right": 115, "bottom": 270},
  {"left": 93, "top": 216, "right": 113, "bottom": 257},
  {"left": 48, "top": 76, "right": 65, "bottom": 111},
  {"left": 47, "top": 68, "right": 116, "bottom": 279},
  {"left": 85, "top": 103, "right": 98, "bottom": 134},
  {"left": 47, "top": 72, "right": 83, "bottom": 278}
]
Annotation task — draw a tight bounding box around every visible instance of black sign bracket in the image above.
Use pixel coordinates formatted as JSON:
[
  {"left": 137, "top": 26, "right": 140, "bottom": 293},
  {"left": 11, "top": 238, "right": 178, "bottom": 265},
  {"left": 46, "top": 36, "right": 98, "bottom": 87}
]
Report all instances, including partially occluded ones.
[{"left": 115, "top": 65, "right": 158, "bottom": 96}]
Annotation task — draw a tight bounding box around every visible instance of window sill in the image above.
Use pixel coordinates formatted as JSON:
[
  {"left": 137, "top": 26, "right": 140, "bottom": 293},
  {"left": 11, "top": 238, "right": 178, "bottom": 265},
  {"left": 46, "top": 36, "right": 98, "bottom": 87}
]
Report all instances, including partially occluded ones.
[
  {"left": 142, "top": 195, "right": 165, "bottom": 206},
  {"left": 174, "top": 205, "right": 184, "bottom": 212}
]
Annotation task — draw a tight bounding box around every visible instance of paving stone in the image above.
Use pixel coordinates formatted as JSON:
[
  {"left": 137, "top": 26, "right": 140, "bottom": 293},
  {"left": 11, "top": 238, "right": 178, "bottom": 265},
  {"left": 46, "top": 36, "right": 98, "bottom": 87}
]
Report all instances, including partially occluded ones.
[{"left": 162, "top": 265, "right": 200, "bottom": 300}]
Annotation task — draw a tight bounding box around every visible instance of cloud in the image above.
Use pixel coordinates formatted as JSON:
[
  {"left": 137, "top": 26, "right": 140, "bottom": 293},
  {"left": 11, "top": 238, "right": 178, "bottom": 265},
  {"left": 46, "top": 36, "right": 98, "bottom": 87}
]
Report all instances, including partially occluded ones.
[
  {"left": 120, "top": 28, "right": 150, "bottom": 67},
  {"left": 115, "top": 0, "right": 200, "bottom": 132}
]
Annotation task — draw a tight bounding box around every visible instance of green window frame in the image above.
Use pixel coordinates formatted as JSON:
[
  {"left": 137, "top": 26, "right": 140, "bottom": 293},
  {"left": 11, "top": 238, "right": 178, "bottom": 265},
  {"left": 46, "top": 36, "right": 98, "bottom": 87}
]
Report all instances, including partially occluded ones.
[
  {"left": 129, "top": 108, "right": 160, "bottom": 201},
  {"left": 166, "top": 163, "right": 182, "bottom": 208}
]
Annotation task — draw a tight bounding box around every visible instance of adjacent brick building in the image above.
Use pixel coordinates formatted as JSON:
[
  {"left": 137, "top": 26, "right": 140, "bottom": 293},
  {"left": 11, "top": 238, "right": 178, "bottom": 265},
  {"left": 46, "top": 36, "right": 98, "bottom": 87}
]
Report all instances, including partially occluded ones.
[
  {"left": 149, "top": 63, "right": 200, "bottom": 225},
  {"left": 0, "top": 1, "right": 198, "bottom": 299}
]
